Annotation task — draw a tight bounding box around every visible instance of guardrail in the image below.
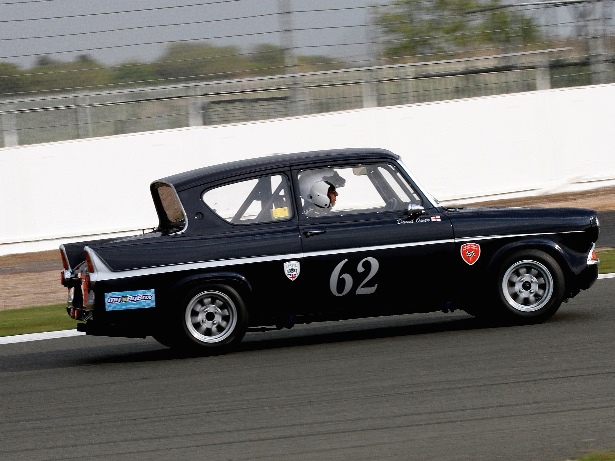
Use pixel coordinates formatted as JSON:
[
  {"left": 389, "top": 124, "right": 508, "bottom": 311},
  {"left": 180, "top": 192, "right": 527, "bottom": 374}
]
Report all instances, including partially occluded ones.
[{"left": 2, "top": 48, "right": 612, "bottom": 148}]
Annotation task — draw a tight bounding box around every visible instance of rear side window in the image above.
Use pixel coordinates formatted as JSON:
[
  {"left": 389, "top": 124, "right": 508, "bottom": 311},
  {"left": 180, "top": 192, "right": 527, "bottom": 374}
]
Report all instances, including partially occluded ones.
[
  {"left": 151, "top": 183, "right": 186, "bottom": 233},
  {"left": 203, "top": 174, "right": 293, "bottom": 224}
]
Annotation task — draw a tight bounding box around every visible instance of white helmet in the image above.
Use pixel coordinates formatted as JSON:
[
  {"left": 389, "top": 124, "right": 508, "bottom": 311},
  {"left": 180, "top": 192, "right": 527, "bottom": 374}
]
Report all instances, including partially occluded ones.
[{"left": 307, "top": 181, "right": 333, "bottom": 209}]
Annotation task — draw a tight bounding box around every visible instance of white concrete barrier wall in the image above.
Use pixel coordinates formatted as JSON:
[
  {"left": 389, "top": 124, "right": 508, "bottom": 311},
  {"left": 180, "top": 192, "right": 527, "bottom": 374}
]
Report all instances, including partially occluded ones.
[{"left": 1, "top": 84, "right": 614, "bottom": 256}]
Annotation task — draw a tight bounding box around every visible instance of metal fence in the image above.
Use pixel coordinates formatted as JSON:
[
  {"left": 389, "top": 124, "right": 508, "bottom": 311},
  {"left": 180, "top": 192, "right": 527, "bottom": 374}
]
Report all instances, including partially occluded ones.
[{"left": 1, "top": 0, "right": 613, "bottom": 148}]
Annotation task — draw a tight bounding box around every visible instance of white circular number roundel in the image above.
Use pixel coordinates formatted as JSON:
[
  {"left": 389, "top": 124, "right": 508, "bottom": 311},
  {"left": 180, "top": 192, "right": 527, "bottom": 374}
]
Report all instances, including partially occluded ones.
[{"left": 329, "top": 257, "right": 379, "bottom": 297}]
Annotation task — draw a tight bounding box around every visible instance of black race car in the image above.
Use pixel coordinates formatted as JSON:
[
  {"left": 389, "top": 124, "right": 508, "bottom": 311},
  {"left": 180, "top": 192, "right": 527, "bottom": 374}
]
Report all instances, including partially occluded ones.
[{"left": 60, "top": 148, "right": 600, "bottom": 352}]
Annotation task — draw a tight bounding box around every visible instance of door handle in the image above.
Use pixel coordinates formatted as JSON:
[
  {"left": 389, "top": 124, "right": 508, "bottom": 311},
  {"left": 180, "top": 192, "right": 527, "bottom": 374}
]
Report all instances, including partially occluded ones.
[{"left": 304, "top": 230, "right": 326, "bottom": 238}]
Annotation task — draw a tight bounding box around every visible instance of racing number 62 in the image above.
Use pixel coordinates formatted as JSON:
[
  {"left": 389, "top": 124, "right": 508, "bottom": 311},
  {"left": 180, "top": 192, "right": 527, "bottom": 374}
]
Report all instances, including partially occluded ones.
[{"left": 329, "top": 257, "right": 379, "bottom": 297}]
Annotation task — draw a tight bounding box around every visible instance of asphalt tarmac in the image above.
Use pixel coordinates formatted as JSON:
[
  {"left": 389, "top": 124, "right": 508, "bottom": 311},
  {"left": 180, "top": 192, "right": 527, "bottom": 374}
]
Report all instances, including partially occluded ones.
[
  {"left": 598, "top": 211, "right": 615, "bottom": 247},
  {"left": 1, "top": 279, "right": 614, "bottom": 461}
]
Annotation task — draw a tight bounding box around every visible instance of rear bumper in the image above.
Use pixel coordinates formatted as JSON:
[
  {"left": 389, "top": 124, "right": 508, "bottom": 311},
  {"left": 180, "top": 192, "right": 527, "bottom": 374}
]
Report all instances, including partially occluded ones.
[
  {"left": 77, "top": 322, "right": 149, "bottom": 339},
  {"left": 68, "top": 306, "right": 93, "bottom": 322}
]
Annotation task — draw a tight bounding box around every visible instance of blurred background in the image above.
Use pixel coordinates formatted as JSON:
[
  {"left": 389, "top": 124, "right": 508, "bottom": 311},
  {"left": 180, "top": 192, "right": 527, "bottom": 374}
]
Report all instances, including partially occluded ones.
[{"left": 1, "top": 0, "right": 614, "bottom": 148}]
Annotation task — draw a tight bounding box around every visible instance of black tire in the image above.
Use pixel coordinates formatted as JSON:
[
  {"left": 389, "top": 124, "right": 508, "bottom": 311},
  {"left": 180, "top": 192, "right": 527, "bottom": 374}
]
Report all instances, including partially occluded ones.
[
  {"left": 493, "top": 249, "right": 565, "bottom": 324},
  {"left": 154, "top": 284, "right": 248, "bottom": 353}
]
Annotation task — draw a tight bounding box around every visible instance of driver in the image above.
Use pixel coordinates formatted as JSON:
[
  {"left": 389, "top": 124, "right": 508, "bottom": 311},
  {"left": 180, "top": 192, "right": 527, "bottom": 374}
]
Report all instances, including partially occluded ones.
[{"left": 305, "top": 180, "right": 338, "bottom": 216}]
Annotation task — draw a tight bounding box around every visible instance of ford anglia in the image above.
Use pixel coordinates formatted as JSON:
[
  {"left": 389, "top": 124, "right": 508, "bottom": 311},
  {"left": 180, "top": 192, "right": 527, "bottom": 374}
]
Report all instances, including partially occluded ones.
[{"left": 60, "top": 148, "right": 600, "bottom": 352}]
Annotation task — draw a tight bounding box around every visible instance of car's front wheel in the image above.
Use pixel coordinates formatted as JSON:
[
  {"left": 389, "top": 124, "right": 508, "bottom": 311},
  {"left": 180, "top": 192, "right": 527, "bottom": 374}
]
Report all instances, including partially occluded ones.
[{"left": 494, "top": 250, "right": 565, "bottom": 324}]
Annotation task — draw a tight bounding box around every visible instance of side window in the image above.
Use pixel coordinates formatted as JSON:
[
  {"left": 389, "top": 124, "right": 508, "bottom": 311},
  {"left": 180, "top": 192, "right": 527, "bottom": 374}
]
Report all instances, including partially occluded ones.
[
  {"left": 151, "top": 183, "right": 186, "bottom": 232},
  {"left": 374, "top": 164, "right": 423, "bottom": 208},
  {"left": 203, "top": 174, "right": 293, "bottom": 224},
  {"left": 298, "top": 163, "right": 422, "bottom": 217}
]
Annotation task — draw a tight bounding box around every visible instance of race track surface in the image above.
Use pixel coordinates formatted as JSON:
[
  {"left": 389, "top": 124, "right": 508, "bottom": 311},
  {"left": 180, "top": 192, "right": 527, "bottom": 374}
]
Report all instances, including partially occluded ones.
[
  {"left": 1, "top": 280, "right": 614, "bottom": 461},
  {"left": 598, "top": 210, "right": 615, "bottom": 247}
]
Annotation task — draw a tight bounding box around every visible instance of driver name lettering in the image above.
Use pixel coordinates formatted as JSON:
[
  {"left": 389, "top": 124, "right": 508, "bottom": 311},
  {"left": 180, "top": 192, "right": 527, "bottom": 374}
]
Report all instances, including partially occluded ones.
[{"left": 397, "top": 215, "right": 440, "bottom": 225}]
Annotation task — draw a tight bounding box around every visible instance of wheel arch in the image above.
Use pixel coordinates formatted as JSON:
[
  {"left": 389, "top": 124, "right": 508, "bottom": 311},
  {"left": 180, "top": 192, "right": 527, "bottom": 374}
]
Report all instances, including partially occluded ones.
[
  {"left": 164, "top": 271, "right": 254, "bottom": 310},
  {"left": 486, "top": 238, "right": 574, "bottom": 288}
]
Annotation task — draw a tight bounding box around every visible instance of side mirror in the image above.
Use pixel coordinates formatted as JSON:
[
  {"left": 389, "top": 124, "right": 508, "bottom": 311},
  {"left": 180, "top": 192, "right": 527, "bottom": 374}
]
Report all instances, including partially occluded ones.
[{"left": 406, "top": 203, "right": 425, "bottom": 217}]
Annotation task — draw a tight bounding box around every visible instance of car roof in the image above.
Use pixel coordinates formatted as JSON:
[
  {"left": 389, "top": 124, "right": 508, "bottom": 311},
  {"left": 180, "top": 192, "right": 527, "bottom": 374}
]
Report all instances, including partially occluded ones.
[{"left": 156, "top": 148, "right": 400, "bottom": 191}]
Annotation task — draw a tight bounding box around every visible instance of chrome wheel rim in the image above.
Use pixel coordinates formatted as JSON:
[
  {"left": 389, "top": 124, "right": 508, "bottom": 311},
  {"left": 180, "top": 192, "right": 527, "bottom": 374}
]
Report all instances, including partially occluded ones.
[
  {"left": 185, "top": 291, "right": 237, "bottom": 343},
  {"left": 502, "top": 260, "right": 553, "bottom": 313}
]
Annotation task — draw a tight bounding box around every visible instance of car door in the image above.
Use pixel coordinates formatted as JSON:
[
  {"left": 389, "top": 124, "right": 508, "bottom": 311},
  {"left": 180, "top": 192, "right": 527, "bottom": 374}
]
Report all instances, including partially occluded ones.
[
  {"left": 200, "top": 171, "right": 304, "bottom": 324},
  {"left": 292, "top": 161, "right": 456, "bottom": 318}
]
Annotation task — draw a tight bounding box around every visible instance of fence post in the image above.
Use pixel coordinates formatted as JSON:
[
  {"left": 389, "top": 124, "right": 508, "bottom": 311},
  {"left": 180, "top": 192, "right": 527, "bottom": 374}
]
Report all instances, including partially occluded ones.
[
  {"left": 589, "top": 0, "right": 610, "bottom": 85},
  {"left": 536, "top": 56, "right": 551, "bottom": 91},
  {"left": 76, "top": 95, "right": 93, "bottom": 139},
  {"left": 362, "top": 68, "right": 379, "bottom": 108},
  {"left": 279, "top": 0, "right": 304, "bottom": 116},
  {"left": 188, "top": 88, "right": 204, "bottom": 127},
  {"left": 1, "top": 104, "right": 19, "bottom": 147}
]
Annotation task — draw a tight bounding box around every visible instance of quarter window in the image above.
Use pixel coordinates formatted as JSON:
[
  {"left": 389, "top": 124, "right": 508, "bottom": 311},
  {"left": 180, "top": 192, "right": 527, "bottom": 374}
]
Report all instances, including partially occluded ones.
[{"left": 151, "top": 183, "right": 186, "bottom": 233}]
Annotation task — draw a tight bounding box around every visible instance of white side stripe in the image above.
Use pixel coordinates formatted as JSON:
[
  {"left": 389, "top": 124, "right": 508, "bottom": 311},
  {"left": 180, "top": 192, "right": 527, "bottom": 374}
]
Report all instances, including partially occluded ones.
[
  {"left": 90, "top": 230, "right": 586, "bottom": 282},
  {"left": 455, "top": 230, "right": 582, "bottom": 243},
  {"left": 90, "top": 239, "right": 457, "bottom": 282}
]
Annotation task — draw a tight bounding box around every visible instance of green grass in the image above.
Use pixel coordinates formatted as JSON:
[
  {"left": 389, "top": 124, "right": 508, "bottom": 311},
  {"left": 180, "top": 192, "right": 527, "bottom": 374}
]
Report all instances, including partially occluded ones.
[
  {"left": 0, "top": 304, "right": 75, "bottom": 337},
  {"left": 598, "top": 248, "right": 615, "bottom": 274},
  {"left": 0, "top": 249, "right": 614, "bottom": 338},
  {"left": 574, "top": 452, "right": 615, "bottom": 461}
]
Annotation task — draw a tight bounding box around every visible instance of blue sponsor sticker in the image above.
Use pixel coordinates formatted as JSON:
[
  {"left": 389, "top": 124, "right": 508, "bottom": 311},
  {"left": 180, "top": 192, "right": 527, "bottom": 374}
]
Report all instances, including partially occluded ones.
[{"left": 105, "top": 289, "right": 156, "bottom": 311}]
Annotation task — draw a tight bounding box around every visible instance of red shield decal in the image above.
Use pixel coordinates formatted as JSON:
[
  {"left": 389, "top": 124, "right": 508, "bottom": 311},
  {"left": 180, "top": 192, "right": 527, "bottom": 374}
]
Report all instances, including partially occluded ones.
[{"left": 460, "top": 243, "right": 481, "bottom": 265}]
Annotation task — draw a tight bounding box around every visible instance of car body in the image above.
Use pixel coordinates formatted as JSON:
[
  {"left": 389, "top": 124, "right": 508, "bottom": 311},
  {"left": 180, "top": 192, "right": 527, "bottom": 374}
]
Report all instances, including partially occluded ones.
[{"left": 60, "top": 148, "right": 600, "bottom": 352}]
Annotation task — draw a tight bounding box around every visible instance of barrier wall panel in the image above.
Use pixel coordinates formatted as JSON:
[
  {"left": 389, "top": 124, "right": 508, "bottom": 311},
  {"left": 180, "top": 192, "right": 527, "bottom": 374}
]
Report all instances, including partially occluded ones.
[{"left": 1, "top": 84, "right": 614, "bottom": 255}]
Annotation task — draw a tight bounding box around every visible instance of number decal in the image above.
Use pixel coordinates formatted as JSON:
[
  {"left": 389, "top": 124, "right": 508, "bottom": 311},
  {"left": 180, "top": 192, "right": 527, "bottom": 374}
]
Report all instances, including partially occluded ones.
[
  {"left": 330, "top": 257, "right": 379, "bottom": 297},
  {"left": 330, "top": 259, "right": 353, "bottom": 297},
  {"left": 356, "top": 257, "right": 379, "bottom": 294}
]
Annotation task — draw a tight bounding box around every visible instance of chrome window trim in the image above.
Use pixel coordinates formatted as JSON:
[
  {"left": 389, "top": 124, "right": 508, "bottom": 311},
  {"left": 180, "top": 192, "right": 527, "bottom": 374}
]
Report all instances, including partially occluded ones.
[{"left": 396, "top": 159, "right": 439, "bottom": 209}]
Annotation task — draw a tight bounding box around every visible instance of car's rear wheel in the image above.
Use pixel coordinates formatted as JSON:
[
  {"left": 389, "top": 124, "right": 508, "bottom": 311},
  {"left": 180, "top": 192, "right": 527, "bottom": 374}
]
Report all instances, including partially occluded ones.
[
  {"left": 154, "top": 284, "right": 248, "bottom": 353},
  {"left": 494, "top": 250, "right": 565, "bottom": 324}
]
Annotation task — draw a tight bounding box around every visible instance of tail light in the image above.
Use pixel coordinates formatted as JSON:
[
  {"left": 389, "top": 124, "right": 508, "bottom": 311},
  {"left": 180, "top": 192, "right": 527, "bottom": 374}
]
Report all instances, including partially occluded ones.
[
  {"left": 81, "top": 250, "right": 98, "bottom": 308},
  {"left": 81, "top": 273, "right": 92, "bottom": 307},
  {"left": 59, "top": 249, "right": 70, "bottom": 271},
  {"left": 85, "top": 252, "right": 95, "bottom": 273},
  {"left": 587, "top": 244, "right": 599, "bottom": 265}
]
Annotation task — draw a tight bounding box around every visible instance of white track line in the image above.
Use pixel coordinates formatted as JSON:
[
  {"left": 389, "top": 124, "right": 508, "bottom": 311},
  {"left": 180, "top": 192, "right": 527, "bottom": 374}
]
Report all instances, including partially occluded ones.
[{"left": 0, "top": 329, "right": 84, "bottom": 345}]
